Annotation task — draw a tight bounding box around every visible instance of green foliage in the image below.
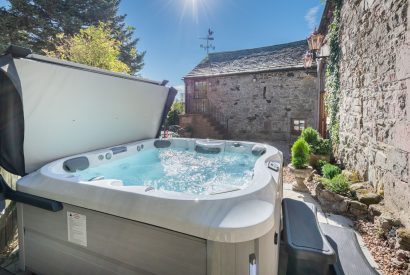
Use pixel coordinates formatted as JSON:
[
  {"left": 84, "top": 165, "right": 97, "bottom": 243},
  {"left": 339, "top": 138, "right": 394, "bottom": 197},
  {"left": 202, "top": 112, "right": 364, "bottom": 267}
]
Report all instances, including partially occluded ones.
[
  {"left": 322, "top": 174, "right": 350, "bottom": 196},
  {"left": 322, "top": 163, "right": 341, "bottom": 179},
  {"left": 313, "top": 160, "right": 328, "bottom": 175},
  {"left": 300, "top": 127, "right": 331, "bottom": 155},
  {"left": 166, "top": 101, "right": 185, "bottom": 126},
  {"left": 0, "top": 0, "right": 144, "bottom": 74},
  {"left": 314, "top": 139, "right": 332, "bottom": 155},
  {"left": 325, "top": 0, "right": 342, "bottom": 144},
  {"left": 46, "top": 23, "right": 130, "bottom": 73},
  {"left": 291, "top": 138, "right": 310, "bottom": 169},
  {"left": 301, "top": 127, "right": 320, "bottom": 146}
]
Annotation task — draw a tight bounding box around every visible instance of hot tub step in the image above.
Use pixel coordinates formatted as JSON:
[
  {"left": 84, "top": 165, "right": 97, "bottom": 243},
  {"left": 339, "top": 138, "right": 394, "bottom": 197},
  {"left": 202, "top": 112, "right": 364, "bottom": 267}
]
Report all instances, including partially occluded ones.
[{"left": 281, "top": 198, "right": 336, "bottom": 275}]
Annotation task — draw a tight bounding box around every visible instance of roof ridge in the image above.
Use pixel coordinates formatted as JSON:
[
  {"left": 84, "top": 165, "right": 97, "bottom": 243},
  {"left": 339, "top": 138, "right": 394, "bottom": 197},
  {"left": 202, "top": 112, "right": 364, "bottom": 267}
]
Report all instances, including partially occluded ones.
[
  {"left": 207, "top": 39, "right": 307, "bottom": 56},
  {"left": 185, "top": 39, "right": 309, "bottom": 78}
]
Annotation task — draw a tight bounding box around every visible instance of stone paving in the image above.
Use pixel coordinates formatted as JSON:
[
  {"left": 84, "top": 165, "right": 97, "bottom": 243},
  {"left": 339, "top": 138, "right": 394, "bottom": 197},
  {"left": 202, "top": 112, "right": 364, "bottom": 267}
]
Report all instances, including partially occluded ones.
[{"left": 283, "top": 182, "right": 380, "bottom": 272}]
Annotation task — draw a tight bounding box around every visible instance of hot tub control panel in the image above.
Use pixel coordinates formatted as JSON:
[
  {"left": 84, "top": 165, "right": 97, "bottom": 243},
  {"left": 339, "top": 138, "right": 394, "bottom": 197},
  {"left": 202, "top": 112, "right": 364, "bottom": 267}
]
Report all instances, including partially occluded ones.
[{"left": 267, "top": 161, "right": 280, "bottom": 172}]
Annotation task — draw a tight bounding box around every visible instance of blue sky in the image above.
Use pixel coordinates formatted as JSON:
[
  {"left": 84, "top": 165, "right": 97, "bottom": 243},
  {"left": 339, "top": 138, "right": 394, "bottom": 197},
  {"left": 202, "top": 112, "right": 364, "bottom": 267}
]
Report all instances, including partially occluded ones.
[
  {"left": 118, "top": 0, "right": 324, "bottom": 90},
  {"left": 1, "top": 0, "right": 324, "bottom": 91}
]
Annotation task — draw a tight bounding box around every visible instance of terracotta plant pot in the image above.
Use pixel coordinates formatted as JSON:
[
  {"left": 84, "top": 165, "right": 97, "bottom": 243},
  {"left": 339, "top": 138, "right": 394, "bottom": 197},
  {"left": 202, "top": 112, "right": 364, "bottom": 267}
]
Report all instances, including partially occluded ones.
[
  {"left": 288, "top": 164, "right": 313, "bottom": 192},
  {"left": 309, "top": 154, "right": 330, "bottom": 167}
]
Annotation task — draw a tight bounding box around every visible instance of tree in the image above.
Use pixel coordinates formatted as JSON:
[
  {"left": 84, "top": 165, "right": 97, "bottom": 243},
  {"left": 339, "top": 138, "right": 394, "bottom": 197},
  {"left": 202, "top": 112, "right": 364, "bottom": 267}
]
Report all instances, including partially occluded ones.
[
  {"left": 166, "top": 101, "right": 185, "bottom": 126},
  {"left": 46, "top": 23, "right": 130, "bottom": 73},
  {"left": 0, "top": 0, "right": 144, "bottom": 74}
]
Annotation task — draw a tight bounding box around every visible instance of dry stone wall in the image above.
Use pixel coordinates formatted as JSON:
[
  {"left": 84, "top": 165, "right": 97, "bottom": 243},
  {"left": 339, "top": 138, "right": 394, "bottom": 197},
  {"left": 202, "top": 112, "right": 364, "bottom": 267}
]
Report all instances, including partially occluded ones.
[
  {"left": 185, "top": 69, "right": 318, "bottom": 142},
  {"left": 337, "top": 0, "right": 410, "bottom": 226}
]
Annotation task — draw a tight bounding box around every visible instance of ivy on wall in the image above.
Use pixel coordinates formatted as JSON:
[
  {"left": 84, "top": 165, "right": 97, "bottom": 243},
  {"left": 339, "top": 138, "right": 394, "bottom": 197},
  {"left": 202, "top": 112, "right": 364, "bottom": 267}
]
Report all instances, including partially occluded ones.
[{"left": 325, "top": 0, "right": 342, "bottom": 145}]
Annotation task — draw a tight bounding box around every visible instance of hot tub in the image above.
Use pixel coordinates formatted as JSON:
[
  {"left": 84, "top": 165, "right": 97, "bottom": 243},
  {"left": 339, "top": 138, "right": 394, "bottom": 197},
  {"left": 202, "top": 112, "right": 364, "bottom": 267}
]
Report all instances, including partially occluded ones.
[
  {"left": 17, "top": 138, "right": 283, "bottom": 275},
  {"left": 0, "top": 47, "right": 283, "bottom": 275}
]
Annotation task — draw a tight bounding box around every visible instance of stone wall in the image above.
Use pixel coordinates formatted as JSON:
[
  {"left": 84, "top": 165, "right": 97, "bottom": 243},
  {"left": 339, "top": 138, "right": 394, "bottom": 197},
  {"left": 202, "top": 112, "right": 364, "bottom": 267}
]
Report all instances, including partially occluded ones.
[
  {"left": 184, "top": 69, "right": 318, "bottom": 142},
  {"left": 337, "top": 0, "right": 410, "bottom": 227}
]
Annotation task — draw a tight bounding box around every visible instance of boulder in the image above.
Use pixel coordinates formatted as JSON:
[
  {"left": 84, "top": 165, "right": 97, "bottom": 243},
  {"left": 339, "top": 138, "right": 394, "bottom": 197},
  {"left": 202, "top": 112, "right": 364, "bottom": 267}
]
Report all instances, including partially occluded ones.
[
  {"left": 316, "top": 186, "right": 348, "bottom": 213},
  {"left": 349, "top": 181, "right": 371, "bottom": 191},
  {"left": 397, "top": 228, "right": 410, "bottom": 251},
  {"left": 368, "top": 203, "right": 384, "bottom": 217},
  {"left": 342, "top": 170, "right": 361, "bottom": 183},
  {"left": 391, "top": 257, "right": 405, "bottom": 269},
  {"left": 356, "top": 189, "right": 381, "bottom": 205},
  {"left": 348, "top": 200, "right": 368, "bottom": 217},
  {"left": 396, "top": 249, "right": 410, "bottom": 262},
  {"left": 376, "top": 212, "right": 401, "bottom": 233}
]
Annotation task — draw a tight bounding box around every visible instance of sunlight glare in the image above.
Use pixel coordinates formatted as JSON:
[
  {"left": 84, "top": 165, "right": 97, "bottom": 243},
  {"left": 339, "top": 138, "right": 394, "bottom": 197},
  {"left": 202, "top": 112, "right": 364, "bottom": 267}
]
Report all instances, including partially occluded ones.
[{"left": 176, "top": 0, "right": 213, "bottom": 25}]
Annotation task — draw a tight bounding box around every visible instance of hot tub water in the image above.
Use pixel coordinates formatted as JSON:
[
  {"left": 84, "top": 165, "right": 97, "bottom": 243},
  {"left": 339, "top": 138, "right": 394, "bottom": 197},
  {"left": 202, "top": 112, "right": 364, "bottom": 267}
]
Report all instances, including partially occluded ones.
[{"left": 75, "top": 148, "right": 258, "bottom": 194}]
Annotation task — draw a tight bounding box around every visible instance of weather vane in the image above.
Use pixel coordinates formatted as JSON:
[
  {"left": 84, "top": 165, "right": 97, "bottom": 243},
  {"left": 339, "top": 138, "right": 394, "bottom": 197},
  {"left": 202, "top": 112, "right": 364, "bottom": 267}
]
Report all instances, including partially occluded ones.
[{"left": 200, "top": 28, "right": 215, "bottom": 55}]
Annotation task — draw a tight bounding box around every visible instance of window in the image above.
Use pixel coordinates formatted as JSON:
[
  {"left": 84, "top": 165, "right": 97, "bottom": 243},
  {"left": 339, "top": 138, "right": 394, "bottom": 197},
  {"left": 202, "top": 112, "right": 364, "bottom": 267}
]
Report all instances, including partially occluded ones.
[
  {"left": 292, "top": 119, "right": 306, "bottom": 134},
  {"left": 193, "top": 81, "right": 208, "bottom": 99}
]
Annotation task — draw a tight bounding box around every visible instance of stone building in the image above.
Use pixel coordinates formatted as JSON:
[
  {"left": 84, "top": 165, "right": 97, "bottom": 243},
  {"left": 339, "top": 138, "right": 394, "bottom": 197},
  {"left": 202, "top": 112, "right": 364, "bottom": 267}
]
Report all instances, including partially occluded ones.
[
  {"left": 318, "top": 0, "right": 410, "bottom": 227},
  {"left": 180, "top": 40, "right": 319, "bottom": 142}
]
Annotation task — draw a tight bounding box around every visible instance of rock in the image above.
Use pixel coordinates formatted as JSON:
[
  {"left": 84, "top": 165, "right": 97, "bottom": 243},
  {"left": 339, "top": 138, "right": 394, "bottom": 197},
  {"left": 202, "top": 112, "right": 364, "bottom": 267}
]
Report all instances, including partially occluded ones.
[
  {"left": 348, "top": 200, "right": 368, "bottom": 217},
  {"left": 392, "top": 258, "right": 405, "bottom": 269},
  {"left": 376, "top": 212, "right": 400, "bottom": 233},
  {"left": 349, "top": 181, "right": 371, "bottom": 191},
  {"left": 316, "top": 187, "right": 348, "bottom": 213},
  {"left": 397, "top": 228, "right": 410, "bottom": 251},
  {"left": 356, "top": 189, "right": 381, "bottom": 205},
  {"left": 397, "top": 249, "right": 410, "bottom": 262},
  {"left": 369, "top": 203, "right": 384, "bottom": 217},
  {"left": 318, "top": 188, "right": 346, "bottom": 202},
  {"left": 342, "top": 170, "right": 361, "bottom": 183}
]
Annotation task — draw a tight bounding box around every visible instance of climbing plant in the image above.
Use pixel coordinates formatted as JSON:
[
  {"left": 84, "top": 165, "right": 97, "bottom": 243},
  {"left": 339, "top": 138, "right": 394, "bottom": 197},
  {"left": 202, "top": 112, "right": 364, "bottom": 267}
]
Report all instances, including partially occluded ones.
[{"left": 325, "top": 0, "right": 342, "bottom": 145}]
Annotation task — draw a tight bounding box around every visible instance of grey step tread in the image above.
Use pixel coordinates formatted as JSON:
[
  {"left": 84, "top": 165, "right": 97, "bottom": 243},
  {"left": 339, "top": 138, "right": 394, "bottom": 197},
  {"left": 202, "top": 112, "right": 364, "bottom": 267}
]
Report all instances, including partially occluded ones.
[
  {"left": 319, "top": 223, "right": 379, "bottom": 275},
  {"left": 282, "top": 198, "right": 336, "bottom": 259}
]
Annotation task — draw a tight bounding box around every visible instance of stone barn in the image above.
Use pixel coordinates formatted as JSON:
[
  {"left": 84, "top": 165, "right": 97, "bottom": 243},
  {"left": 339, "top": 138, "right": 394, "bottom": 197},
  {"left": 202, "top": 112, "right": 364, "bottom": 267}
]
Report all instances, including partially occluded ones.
[{"left": 180, "top": 40, "right": 319, "bottom": 144}]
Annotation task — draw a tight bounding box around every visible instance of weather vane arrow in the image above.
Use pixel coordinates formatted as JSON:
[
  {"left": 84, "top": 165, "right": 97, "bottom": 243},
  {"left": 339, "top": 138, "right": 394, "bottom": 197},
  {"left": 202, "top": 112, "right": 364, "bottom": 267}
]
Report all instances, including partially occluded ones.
[{"left": 200, "top": 28, "right": 215, "bottom": 55}]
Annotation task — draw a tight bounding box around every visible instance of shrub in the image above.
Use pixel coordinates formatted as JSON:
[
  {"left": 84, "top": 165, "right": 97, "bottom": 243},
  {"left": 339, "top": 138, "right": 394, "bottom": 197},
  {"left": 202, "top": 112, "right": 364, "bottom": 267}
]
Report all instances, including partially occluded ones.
[
  {"left": 313, "top": 160, "right": 328, "bottom": 175},
  {"left": 313, "top": 139, "right": 332, "bottom": 155},
  {"left": 322, "top": 174, "right": 350, "bottom": 196},
  {"left": 291, "top": 138, "right": 310, "bottom": 169},
  {"left": 301, "top": 127, "right": 320, "bottom": 147},
  {"left": 166, "top": 101, "right": 184, "bottom": 125},
  {"left": 322, "top": 163, "right": 341, "bottom": 179}
]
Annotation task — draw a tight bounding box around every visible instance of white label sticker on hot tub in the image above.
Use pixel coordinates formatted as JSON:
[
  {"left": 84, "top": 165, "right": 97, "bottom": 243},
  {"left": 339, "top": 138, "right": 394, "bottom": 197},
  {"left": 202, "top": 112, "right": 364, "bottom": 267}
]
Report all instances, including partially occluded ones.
[{"left": 67, "top": 211, "right": 87, "bottom": 247}]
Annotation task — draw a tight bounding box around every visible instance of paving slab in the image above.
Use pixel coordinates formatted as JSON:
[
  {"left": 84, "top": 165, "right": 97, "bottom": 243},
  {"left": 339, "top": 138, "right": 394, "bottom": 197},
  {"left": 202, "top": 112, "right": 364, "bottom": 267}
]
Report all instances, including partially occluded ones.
[{"left": 326, "top": 213, "right": 354, "bottom": 228}]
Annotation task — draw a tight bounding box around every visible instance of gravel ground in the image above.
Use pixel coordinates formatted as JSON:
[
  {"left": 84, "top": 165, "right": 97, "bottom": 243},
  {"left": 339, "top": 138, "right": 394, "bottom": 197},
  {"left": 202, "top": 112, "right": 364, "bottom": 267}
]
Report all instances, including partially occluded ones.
[
  {"left": 282, "top": 166, "right": 295, "bottom": 184},
  {"left": 354, "top": 219, "right": 408, "bottom": 275}
]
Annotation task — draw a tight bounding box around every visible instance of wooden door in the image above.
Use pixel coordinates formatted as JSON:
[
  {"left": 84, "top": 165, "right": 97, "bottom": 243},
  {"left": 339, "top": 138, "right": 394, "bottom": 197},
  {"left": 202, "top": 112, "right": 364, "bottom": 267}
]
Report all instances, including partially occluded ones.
[{"left": 319, "top": 91, "right": 327, "bottom": 137}]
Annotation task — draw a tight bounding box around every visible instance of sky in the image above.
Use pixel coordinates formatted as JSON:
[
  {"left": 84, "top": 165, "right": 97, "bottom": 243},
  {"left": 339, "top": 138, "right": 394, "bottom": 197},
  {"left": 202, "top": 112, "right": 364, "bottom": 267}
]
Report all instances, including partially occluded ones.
[
  {"left": 119, "top": 0, "right": 324, "bottom": 91},
  {"left": 1, "top": 0, "right": 325, "bottom": 92}
]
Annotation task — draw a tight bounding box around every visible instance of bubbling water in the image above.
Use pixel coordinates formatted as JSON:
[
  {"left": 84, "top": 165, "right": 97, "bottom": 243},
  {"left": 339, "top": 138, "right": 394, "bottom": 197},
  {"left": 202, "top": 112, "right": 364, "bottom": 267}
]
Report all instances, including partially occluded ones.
[{"left": 75, "top": 148, "right": 258, "bottom": 195}]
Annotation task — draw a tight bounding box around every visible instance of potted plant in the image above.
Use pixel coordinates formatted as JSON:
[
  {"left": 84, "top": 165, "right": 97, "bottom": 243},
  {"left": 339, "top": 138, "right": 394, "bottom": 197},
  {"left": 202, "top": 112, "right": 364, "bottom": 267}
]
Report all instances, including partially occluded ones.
[
  {"left": 288, "top": 138, "right": 312, "bottom": 192},
  {"left": 310, "top": 138, "right": 331, "bottom": 164},
  {"left": 300, "top": 127, "right": 331, "bottom": 167}
]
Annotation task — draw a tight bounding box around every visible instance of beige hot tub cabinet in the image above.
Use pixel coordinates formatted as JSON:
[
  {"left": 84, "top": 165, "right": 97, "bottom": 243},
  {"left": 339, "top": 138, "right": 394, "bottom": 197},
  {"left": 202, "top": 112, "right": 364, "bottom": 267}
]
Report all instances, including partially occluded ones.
[{"left": 0, "top": 45, "right": 283, "bottom": 275}]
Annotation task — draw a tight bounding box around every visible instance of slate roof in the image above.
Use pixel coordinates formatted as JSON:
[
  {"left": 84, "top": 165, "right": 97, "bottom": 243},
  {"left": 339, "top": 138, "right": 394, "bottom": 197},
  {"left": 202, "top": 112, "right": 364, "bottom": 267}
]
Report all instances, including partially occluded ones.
[{"left": 185, "top": 40, "right": 309, "bottom": 78}]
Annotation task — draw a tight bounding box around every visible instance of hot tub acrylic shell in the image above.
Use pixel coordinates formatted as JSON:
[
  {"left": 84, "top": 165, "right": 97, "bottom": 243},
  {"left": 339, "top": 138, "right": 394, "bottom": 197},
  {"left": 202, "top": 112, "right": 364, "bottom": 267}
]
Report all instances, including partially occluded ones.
[{"left": 16, "top": 138, "right": 283, "bottom": 275}]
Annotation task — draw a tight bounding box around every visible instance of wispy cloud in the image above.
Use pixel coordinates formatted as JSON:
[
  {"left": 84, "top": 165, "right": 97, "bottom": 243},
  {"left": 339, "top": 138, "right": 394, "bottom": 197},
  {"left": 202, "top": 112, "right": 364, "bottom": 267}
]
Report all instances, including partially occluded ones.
[{"left": 305, "top": 6, "right": 320, "bottom": 32}]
